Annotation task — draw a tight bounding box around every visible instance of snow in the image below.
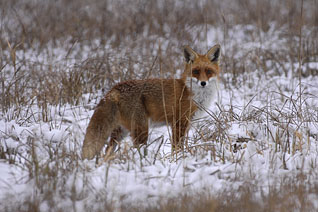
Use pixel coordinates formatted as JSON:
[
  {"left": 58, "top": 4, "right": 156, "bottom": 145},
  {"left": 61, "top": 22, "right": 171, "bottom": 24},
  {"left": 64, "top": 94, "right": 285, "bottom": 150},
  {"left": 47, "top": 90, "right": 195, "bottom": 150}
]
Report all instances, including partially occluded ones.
[{"left": 1, "top": 24, "right": 318, "bottom": 210}]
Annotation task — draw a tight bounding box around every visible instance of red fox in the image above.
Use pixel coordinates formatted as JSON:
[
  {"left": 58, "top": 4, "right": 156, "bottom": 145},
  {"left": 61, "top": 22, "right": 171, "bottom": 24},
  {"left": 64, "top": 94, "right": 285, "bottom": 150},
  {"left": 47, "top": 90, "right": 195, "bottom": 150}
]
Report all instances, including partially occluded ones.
[{"left": 82, "top": 44, "right": 221, "bottom": 159}]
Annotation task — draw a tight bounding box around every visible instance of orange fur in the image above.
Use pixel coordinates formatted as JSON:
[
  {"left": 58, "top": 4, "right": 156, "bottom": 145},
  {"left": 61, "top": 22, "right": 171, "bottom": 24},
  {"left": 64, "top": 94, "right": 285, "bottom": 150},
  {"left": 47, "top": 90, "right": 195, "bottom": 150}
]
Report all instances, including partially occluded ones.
[{"left": 82, "top": 44, "right": 221, "bottom": 159}]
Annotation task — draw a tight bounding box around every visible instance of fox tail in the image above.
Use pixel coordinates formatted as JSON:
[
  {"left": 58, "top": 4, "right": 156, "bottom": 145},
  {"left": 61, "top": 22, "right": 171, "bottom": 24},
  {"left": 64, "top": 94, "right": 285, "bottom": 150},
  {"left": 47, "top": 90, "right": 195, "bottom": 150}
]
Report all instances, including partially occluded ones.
[{"left": 82, "top": 92, "right": 119, "bottom": 160}]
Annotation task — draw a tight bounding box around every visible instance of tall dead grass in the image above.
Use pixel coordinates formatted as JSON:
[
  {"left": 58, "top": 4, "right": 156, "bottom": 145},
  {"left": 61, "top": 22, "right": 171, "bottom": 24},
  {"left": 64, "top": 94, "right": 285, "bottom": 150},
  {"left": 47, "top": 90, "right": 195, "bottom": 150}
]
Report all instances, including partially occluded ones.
[{"left": 1, "top": 0, "right": 318, "bottom": 211}]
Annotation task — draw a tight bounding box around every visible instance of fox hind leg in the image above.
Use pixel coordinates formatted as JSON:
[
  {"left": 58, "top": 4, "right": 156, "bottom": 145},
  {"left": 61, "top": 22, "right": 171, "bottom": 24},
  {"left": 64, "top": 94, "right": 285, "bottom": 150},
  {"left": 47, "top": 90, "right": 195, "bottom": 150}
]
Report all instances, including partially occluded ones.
[
  {"left": 105, "top": 126, "right": 126, "bottom": 155},
  {"left": 130, "top": 123, "right": 149, "bottom": 158},
  {"left": 120, "top": 103, "right": 149, "bottom": 148},
  {"left": 132, "top": 124, "right": 149, "bottom": 147}
]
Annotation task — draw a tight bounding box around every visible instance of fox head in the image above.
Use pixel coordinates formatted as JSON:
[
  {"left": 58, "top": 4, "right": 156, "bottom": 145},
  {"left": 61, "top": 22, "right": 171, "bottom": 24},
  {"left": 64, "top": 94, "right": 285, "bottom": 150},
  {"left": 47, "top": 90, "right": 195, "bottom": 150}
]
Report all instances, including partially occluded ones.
[{"left": 182, "top": 44, "right": 220, "bottom": 89}]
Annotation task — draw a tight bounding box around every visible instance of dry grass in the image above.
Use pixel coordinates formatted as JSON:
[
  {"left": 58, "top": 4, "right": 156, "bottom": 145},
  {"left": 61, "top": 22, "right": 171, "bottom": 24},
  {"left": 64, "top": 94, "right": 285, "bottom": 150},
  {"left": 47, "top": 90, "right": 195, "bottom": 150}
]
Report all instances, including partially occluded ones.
[
  {"left": 1, "top": 0, "right": 318, "bottom": 211},
  {"left": 1, "top": 0, "right": 318, "bottom": 111},
  {"left": 3, "top": 177, "right": 317, "bottom": 212}
]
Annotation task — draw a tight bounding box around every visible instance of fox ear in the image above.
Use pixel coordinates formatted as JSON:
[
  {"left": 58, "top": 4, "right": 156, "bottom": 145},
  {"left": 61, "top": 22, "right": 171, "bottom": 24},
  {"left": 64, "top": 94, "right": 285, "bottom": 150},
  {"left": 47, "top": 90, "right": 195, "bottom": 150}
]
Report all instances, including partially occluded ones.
[
  {"left": 184, "top": 46, "right": 198, "bottom": 63},
  {"left": 207, "top": 44, "right": 221, "bottom": 63}
]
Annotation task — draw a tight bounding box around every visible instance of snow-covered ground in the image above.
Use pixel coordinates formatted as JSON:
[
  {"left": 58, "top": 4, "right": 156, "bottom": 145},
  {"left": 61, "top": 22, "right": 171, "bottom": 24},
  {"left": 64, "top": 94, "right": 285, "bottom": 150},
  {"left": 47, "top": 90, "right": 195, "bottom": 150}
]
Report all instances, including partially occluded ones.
[{"left": 1, "top": 21, "right": 318, "bottom": 211}]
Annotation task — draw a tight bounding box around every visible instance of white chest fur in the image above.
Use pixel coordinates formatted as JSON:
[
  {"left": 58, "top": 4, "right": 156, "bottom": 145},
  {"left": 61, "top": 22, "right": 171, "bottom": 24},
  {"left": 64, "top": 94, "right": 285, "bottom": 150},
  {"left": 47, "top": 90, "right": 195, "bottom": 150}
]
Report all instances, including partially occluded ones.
[{"left": 185, "top": 77, "right": 219, "bottom": 120}]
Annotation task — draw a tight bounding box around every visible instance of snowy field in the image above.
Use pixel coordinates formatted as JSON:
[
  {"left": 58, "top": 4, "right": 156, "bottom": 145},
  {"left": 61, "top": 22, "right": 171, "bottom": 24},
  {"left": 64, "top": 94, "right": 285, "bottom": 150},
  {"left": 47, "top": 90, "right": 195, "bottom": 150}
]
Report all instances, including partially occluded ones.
[{"left": 1, "top": 0, "right": 318, "bottom": 211}]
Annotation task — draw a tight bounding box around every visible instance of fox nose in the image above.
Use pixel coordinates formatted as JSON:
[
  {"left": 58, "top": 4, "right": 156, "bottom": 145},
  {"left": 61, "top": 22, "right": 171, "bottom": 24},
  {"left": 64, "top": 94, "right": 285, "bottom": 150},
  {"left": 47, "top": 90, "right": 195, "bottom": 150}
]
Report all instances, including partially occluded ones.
[{"left": 200, "top": 81, "right": 206, "bottom": 87}]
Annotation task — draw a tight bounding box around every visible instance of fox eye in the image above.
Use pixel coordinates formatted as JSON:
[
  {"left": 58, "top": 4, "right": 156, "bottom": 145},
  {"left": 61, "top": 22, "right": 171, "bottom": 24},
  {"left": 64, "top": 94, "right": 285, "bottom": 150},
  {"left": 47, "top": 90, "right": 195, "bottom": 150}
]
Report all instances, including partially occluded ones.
[
  {"left": 192, "top": 69, "right": 200, "bottom": 75},
  {"left": 206, "top": 69, "right": 213, "bottom": 75}
]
